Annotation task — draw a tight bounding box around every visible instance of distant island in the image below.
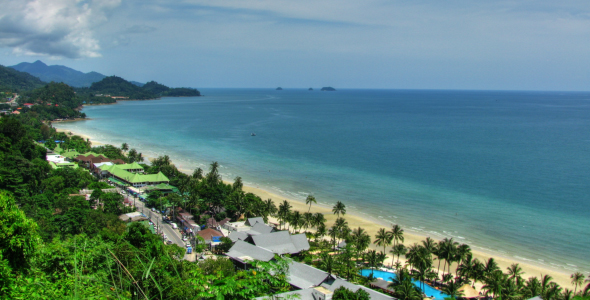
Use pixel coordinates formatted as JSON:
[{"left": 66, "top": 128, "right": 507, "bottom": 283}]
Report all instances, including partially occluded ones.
[
  {"left": 276, "top": 87, "right": 283, "bottom": 90},
  {"left": 308, "top": 88, "right": 313, "bottom": 91},
  {"left": 321, "top": 87, "right": 336, "bottom": 91}
]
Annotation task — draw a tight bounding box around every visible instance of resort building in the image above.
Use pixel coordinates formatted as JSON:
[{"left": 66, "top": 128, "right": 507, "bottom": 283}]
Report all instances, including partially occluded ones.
[{"left": 99, "top": 164, "right": 169, "bottom": 187}]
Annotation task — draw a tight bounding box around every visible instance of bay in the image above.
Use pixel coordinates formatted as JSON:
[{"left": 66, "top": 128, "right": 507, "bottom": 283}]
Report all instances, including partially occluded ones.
[{"left": 55, "top": 88, "right": 590, "bottom": 273}]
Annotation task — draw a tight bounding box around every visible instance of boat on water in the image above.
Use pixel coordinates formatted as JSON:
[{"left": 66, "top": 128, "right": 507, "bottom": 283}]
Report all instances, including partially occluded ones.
[{"left": 251, "top": 133, "right": 256, "bottom": 136}]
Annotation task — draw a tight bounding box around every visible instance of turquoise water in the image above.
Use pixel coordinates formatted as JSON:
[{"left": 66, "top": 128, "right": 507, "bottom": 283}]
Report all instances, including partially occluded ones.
[
  {"left": 54, "top": 89, "right": 590, "bottom": 275},
  {"left": 360, "top": 269, "right": 449, "bottom": 299}
]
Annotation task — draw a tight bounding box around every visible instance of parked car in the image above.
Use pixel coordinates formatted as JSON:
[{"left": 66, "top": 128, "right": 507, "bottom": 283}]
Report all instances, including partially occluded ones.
[{"left": 171, "top": 223, "right": 178, "bottom": 229}]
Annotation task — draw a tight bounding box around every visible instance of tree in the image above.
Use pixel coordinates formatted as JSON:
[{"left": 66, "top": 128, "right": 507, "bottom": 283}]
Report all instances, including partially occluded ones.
[
  {"left": 391, "top": 243, "right": 407, "bottom": 264},
  {"left": 350, "top": 227, "right": 371, "bottom": 262},
  {"left": 507, "top": 263, "right": 524, "bottom": 284},
  {"left": 571, "top": 272, "right": 585, "bottom": 295},
  {"left": 121, "top": 143, "right": 128, "bottom": 151},
  {"left": 332, "top": 201, "right": 346, "bottom": 217},
  {"left": 374, "top": 228, "right": 392, "bottom": 257},
  {"left": 332, "top": 286, "right": 370, "bottom": 300},
  {"left": 305, "top": 194, "right": 317, "bottom": 212},
  {"left": 389, "top": 224, "right": 404, "bottom": 249},
  {"left": 0, "top": 191, "right": 40, "bottom": 272},
  {"left": 320, "top": 252, "right": 335, "bottom": 276},
  {"left": 278, "top": 200, "right": 292, "bottom": 230},
  {"left": 442, "top": 279, "right": 465, "bottom": 299}
]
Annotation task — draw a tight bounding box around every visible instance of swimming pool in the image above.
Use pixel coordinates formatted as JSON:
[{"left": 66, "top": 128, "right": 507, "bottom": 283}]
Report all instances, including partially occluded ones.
[{"left": 360, "top": 269, "right": 450, "bottom": 300}]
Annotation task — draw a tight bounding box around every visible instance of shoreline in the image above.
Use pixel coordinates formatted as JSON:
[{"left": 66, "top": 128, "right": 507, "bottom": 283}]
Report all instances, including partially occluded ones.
[{"left": 53, "top": 126, "right": 577, "bottom": 289}]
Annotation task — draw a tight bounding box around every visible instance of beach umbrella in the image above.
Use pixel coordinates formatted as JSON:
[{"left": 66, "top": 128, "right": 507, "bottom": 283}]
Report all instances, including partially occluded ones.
[{"left": 458, "top": 283, "right": 480, "bottom": 298}]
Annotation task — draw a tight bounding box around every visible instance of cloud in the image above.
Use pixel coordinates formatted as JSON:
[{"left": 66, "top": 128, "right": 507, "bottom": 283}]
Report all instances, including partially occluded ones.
[{"left": 0, "top": 0, "right": 121, "bottom": 59}]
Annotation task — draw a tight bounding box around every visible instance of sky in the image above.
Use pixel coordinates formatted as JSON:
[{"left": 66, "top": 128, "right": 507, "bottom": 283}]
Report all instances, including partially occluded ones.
[{"left": 1, "top": 0, "right": 590, "bottom": 90}]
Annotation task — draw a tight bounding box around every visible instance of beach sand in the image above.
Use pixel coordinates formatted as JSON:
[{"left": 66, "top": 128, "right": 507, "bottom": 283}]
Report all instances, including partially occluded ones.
[{"left": 55, "top": 126, "right": 576, "bottom": 289}]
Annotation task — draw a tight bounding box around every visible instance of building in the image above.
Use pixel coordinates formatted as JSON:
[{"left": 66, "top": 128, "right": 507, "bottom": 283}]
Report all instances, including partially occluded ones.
[
  {"left": 250, "top": 231, "right": 309, "bottom": 255},
  {"left": 99, "top": 164, "right": 169, "bottom": 187},
  {"left": 197, "top": 228, "right": 224, "bottom": 244}
]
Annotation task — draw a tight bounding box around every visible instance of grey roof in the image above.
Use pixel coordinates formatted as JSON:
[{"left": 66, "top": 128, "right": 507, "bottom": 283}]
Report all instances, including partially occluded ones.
[
  {"left": 291, "top": 233, "right": 311, "bottom": 252},
  {"left": 248, "top": 222, "right": 274, "bottom": 235},
  {"left": 253, "top": 231, "right": 311, "bottom": 255},
  {"left": 246, "top": 217, "right": 265, "bottom": 226},
  {"left": 286, "top": 261, "right": 331, "bottom": 289},
  {"left": 225, "top": 240, "right": 275, "bottom": 262},
  {"left": 321, "top": 277, "right": 395, "bottom": 300},
  {"left": 254, "top": 288, "right": 314, "bottom": 300},
  {"left": 228, "top": 231, "right": 249, "bottom": 242},
  {"left": 256, "top": 277, "right": 395, "bottom": 300}
]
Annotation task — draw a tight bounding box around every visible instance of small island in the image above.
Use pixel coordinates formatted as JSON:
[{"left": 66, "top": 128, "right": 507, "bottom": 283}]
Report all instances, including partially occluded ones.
[
  {"left": 308, "top": 87, "right": 313, "bottom": 91},
  {"left": 321, "top": 87, "right": 336, "bottom": 91},
  {"left": 276, "top": 87, "right": 283, "bottom": 90}
]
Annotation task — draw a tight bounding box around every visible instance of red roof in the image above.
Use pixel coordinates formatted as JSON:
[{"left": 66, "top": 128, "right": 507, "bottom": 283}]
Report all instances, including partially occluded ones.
[
  {"left": 55, "top": 104, "right": 59, "bottom": 106},
  {"left": 197, "top": 228, "right": 224, "bottom": 241},
  {"left": 23, "top": 103, "right": 34, "bottom": 106}
]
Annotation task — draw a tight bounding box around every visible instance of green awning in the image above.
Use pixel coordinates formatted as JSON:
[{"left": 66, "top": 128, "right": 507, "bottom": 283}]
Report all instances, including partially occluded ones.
[{"left": 108, "top": 177, "right": 129, "bottom": 186}]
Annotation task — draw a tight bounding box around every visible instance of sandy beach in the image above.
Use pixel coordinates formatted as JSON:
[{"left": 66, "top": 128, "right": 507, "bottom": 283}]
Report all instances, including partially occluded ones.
[{"left": 54, "top": 126, "right": 576, "bottom": 289}]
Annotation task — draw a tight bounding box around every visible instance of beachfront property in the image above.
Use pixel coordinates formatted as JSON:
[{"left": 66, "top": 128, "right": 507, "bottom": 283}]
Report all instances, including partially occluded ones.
[{"left": 98, "top": 163, "right": 169, "bottom": 187}]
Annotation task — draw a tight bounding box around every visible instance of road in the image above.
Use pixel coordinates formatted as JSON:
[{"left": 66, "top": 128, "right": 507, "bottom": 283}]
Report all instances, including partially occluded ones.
[{"left": 126, "top": 193, "right": 186, "bottom": 248}]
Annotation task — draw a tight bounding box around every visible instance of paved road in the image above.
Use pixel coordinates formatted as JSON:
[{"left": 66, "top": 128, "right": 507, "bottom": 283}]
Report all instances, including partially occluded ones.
[{"left": 126, "top": 193, "right": 185, "bottom": 248}]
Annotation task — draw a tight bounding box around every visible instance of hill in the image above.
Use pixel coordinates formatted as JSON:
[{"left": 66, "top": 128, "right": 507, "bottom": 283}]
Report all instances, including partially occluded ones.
[
  {"left": 10, "top": 60, "right": 106, "bottom": 88},
  {"left": 321, "top": 86, "right": 336, "bottom": 91},
  {"left": 143, "top": 81, "right": 201, "bottom": 97},
  {"left": 88, "top": 76, "right": 156, "bottom": 100},
  {"left": 0, "top": 65, "right": 45, "bottom": 92}
]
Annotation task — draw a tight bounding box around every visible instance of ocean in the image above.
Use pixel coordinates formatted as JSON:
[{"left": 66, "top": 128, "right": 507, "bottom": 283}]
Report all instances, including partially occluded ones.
[{"left": 54, "top": 89, "right": 590, "bottom": 274}]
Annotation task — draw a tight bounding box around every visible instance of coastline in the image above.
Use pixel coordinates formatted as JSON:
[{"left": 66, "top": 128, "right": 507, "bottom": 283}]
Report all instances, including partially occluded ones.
[{"left": 53, "top": 126, "right": 576, "bottom": 289}]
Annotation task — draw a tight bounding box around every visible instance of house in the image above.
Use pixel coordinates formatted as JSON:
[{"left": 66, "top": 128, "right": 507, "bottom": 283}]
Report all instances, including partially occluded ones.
[
  {"left": 226, "top": 240, "right": 275, "bottom": 266},
  {"left": 254, "top": 277, "right": 395, "bottom": 300},
  {"left": 99, "top": 164, "right": 169, "bottom": 187},
  {"left": 197, "top": 228, "right": 224, "bottom": 244},
  {"left": 46, "top": 154, "right": 67, "bottom": 164},
  {"left": 207, "top": 217, "right": 230, "bottom": 229},
  {"left": 283, "top": 261, "right": 332, "bottom": 290},
  {"left": 251, "top": 231, "right": 309, "bottom": 255},
  {"left": 23, "top": 103, "right": 35, "bottom": 108},
  {"left": 228, "top": 222, "right": 275, "bottom": 242},
  {"left": 119, "top": 212, "right": 148, "bottom": 222}
]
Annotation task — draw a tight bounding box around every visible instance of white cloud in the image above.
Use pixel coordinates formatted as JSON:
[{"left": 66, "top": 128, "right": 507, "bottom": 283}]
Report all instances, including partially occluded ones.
[{"left": 0, "top": 0, "right": 121, "bottom": 58}]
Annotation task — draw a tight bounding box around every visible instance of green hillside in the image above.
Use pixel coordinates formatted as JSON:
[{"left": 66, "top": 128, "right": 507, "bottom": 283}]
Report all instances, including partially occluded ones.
[{"left": 0, "top": 65, "right": 45, "bottom": 92}]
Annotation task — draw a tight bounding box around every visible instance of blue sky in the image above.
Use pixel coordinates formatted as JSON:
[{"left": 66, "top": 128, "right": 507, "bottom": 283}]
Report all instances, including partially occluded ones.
[{"left": 1, "top": 0, "right": 590, "bottom": 90}]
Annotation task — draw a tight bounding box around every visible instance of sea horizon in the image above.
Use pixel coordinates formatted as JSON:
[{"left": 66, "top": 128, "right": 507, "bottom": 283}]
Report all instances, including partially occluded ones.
[{"left": 54, "top": 88, "right": 590, "bottom": 278}]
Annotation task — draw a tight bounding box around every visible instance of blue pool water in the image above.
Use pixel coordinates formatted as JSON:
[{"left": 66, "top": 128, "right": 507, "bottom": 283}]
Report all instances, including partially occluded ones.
[{"left": 360, "top": 269, "right": 449, "bottom": 300}]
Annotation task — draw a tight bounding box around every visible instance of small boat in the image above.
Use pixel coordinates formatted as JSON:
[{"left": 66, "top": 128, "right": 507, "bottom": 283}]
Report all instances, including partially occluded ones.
[{"left": 251, "top": 133, "right": 256, "bottom": 136}]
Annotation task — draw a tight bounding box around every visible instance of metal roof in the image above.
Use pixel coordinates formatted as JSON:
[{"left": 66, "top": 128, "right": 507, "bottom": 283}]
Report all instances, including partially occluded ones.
[{"left": 226, "top": 240, "right": 275, "bottom": 262}]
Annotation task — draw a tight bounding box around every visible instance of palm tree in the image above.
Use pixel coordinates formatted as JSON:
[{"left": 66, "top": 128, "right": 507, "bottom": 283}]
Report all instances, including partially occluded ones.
[
  {"left": 332, "top": 201, "right": 346, "bottom": 217},
  {"left": 320, "top": 252, "right": 335, "bottom": 276},
  {"left": 454, "top": 244, "right": 471, "bottom": 275},
  {"left": 482, "top": 270, "right": 506, "bottom": 299},
  {"left": 507, "top": 263, "right": 524, "bottom": 284},
  {"left": 422, "top": 237, "right": 436, "bottom": 258},
  {"left": 365, "top": 250, "right": 381, "bottom": 273},
  {"left": 350, "top": 227, "right": 371, "bottom": 262},
  {"left": 121, "top": 142, "right": 129, "bottom": 151},
  {"left": 391, "top": 244, "right": 407, "bottom": 265},
  {"left": 524, "top": 277, "right": 541, "bottom": 299},
  {"left": 442, "top": 279, "right": 465, "bottom": 299},
  {"left": 334, "top": 217, "right": 349, "bottom": 247},
  {"left": 302, "top": 212, "right": 314, "bottom": 232},
  {"left": 389, "top": 224, "right": 404, "bottom": 249},
  {"left": 262, "top": 199, "right": 277, "bottom": 222},
  {"left": 277, "top": 200, "right": 292, "bottom": 230},
  {"left": 571, "top": 272, "right": 585, "bottom": 294},
  {"left": 305, "top": 194, "right": 317, "bottom": 212},
  {"left": 312, "top": 212, "right": 326, "bottom": 228},
  {"left": 315, "top": 222, "right": 327, "bottom": 243},
  {"left": 374, "top": 228, "right": 392, "bottom": 257},
  {"left": 290, "top": 210, "right": 303, "bottom": 233},
  {"left": 540, "top": 274, "right": 554, "bottom": 299}
]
